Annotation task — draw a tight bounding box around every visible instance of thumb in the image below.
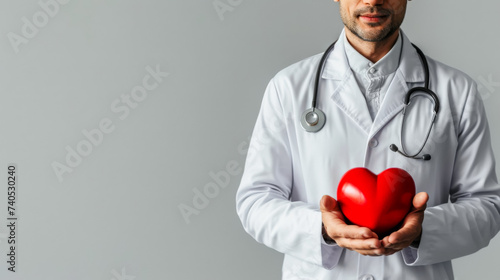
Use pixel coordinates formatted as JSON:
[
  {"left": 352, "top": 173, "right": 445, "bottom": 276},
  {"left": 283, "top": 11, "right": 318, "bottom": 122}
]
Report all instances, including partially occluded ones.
[
  {"left": 413, "top": 192, "right": 429, "bottom": 211},
  {"left": 320, "top": 195, "right": 338, "bottom": 212}
]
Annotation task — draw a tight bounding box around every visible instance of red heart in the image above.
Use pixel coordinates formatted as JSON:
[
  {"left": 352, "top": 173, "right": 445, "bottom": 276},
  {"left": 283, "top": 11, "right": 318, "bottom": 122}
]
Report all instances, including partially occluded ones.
[{"left": 337, "top": 167, "right": 415, "bottom": 235}]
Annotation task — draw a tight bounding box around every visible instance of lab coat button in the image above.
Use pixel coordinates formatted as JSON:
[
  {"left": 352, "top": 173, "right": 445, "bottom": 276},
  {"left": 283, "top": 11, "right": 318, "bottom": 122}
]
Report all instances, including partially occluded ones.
[
  {"left": 360, "top": 274, "right": 375, "bottom": 280},
  {"left": 369, "top": 139, "right": 378, "bottom": 148}
]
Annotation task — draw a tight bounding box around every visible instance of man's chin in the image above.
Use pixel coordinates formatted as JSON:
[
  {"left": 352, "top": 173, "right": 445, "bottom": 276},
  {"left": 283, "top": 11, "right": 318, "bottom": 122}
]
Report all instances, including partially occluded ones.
[{"left": 351, "top": 27, "right": 397, "bottom": 43}]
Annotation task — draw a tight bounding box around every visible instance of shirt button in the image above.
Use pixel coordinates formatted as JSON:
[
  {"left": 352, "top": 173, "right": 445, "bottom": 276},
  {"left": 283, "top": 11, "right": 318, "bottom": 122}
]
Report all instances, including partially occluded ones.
[
  {"left": 360, "top": 274, "right": 375, "bottom": 280},
  {"left": 369, "top": 68, "right": 376, "bottom": 74},
  {"left": 369, "top": 139, "right": 378, "bottom": 148}
]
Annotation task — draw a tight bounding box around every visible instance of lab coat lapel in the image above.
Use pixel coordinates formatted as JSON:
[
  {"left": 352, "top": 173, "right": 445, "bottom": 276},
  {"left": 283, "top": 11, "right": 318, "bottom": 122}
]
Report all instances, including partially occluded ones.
[
  {"left": 323, "top": 31, "right": 373, "bottom": 135},
  {"left": 369, "top": 31, "right": 426, "bottom": 138},
  {"left": 330, "top": 72, "right": 373, "bottom": 135}
]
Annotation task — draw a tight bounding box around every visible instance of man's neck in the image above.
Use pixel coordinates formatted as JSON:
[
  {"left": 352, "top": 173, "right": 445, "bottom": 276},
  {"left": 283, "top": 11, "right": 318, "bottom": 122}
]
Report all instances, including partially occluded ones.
[{"left": 344, "top": 28, "right": 400, "bottom": 63}]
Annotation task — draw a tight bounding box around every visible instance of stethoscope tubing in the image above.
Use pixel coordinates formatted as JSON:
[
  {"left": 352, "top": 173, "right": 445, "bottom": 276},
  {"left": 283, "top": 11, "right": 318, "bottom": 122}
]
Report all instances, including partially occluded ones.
[{"left": 302, "top": 37, "right": 440, "bottom": 160}]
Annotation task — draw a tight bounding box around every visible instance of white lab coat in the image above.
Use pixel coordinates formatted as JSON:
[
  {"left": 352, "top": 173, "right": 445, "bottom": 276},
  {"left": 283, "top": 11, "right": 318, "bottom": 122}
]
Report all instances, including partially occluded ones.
[{"left": 236, "top": 30, "right": 500, "bottom": 280}]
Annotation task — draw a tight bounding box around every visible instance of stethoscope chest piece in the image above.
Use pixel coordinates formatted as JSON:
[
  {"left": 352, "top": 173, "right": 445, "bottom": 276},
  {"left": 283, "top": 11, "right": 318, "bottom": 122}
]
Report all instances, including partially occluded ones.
[{"left": 300, "top": 108, "right": 326, "bottom": 133}]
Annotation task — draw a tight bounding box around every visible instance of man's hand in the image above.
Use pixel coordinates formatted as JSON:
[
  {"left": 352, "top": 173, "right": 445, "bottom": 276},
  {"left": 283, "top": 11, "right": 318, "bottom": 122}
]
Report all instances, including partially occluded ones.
[
  {"left": 381, "top": 192, "right": 429, "bottom": 255},
  {"left": 320, "top": 195, "right": 384, "bottom": 256}
]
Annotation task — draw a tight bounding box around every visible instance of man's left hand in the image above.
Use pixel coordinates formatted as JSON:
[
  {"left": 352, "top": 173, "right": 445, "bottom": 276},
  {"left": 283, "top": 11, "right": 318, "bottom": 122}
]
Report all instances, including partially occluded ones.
[{"left": 381, "top": 192, "right": 429, "bottom": 255}]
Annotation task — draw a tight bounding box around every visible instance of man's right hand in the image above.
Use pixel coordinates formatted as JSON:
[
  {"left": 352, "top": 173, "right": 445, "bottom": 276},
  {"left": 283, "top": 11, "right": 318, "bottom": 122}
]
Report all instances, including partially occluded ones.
[{"left": 320, "top": 195, "right": 385, "bottom": 256}]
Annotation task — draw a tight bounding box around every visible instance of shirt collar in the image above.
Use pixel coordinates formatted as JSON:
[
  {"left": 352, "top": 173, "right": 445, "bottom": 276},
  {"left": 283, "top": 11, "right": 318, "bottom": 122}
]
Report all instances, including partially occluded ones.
[
  {"left": 321, "top": 29, "right": 425, "bottom": 84},
  {"left": 343, "top": 31, "right": 402, "bottom": 77}
]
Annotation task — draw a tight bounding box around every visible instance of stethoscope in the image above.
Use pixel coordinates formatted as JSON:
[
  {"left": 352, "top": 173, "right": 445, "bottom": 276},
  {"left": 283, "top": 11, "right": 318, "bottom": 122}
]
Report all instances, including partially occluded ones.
[{"left": 300, "top": 40, "right": 440, "bottom": 161}]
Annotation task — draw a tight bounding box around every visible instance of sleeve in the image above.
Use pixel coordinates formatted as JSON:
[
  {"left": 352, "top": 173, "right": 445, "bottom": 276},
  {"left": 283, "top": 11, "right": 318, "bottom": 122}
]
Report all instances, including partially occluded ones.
[
  {"left": 402, "top": 81, "right": 500, "bottom": 266},
  {"left": 236, "top": 79, "right": 344, "bottom": 270}
]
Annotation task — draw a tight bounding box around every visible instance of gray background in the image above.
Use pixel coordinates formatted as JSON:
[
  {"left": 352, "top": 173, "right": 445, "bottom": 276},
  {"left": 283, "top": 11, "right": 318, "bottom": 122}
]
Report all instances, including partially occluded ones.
[{"left": 0, "top": 0, "right": 498, "bottom": 279}]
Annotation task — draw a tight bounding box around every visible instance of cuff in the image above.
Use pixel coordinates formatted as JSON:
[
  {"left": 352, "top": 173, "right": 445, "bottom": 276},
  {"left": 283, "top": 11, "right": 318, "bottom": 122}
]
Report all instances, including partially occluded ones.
[
  {"left": 320, "top": 222, "right": 342, "bottom": 269},
  {"left": 401, "top": 246, "right": 419, "bottom": 265},
  {"left": 321, "top": 222, "right": 336, "bottom": 245}
]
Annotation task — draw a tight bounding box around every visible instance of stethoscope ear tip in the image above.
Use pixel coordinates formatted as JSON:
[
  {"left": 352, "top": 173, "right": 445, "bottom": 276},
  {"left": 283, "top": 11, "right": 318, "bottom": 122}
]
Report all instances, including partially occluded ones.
[
  {"left": 389, "top": 144, "right": 399, "bottom": 152},
  {"left": 390, "top": 144, "right": 431, "bottom": 161}
]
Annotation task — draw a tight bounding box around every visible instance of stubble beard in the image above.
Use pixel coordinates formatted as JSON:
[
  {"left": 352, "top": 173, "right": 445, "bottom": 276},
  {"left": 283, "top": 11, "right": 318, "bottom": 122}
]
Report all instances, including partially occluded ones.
[{"left": 340, "top": 6, "right": 403, "bottom": 43}]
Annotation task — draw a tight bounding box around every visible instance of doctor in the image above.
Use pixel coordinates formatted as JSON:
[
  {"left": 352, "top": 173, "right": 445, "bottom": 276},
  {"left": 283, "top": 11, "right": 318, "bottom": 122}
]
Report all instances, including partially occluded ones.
[{"left": 236, "top": 0, "right": 500, "bottom": 279}]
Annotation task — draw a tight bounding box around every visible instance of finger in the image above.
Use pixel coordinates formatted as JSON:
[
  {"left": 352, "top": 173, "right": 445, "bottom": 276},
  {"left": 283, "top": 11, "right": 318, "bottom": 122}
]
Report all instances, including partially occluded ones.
[
  {"left": 386, "top": 219, "right": 422, "bottom": 248},
  {"left": 381, "top": 236, "right": 391, "bottom": 247},
  {"left": 336, "top": 237, "right": 382, "bottom": 251},
  {"left": 355, "top": 249, "right": 385, "bottom": 256},
  {"left": 321, "top": 195, "right": 380, "bottom": 243},
  {"left": 351, "top": 245, "right": 386, "bottom": 256},
  {"left": 412, "top": 192, "right": 429, "bottom": 210},
  {"left": 382, "top": 193, "right": 428, "bottom": 249},
  {"left": 332, "top": 224, "right": 378, "bottom": 239},
  {"left": 321, "top": 195, "right": 346, "bottom": 225},
  {"left": 385, "top": 231, "right": 412, "bottom": 249},
  {"left": 320, "top": 195, "right": 338, "bottom": 212},
  {"left": 382, "top": 248, "right": 400, "bottom": 256},
  {"left": 389, "top": 211, "right": 425, "bottom": 245},
  {"left": 382, "top": 236, "right": 406, "bottom": 250}
]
